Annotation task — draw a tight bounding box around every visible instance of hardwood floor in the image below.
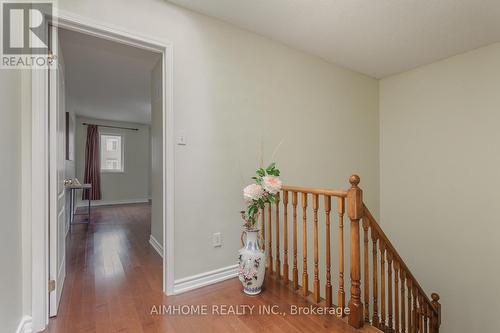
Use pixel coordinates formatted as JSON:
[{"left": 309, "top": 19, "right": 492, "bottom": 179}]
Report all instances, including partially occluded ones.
[{"left": 45, "top": 203, "right": 362, "bottom": 333}]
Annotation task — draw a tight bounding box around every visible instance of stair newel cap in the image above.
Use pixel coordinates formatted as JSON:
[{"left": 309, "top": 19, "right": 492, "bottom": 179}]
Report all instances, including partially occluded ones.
[
  {"left": 431, "top": 293, "right": 440, "bottom": 303},
  {"left": 347, "top": 174, "right": 363, "bottom": 220},
  {"left": 349, "top": 174, "right": 360, "bottom": 188}
]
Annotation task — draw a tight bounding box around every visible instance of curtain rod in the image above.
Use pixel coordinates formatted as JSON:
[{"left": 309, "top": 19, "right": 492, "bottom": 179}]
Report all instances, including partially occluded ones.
[{"left": 82, "top": 123, "right": 139, "bottom": 131}]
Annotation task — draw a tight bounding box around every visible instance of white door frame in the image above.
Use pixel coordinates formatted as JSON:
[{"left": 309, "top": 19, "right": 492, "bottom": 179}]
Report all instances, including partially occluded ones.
[{"left": 31, "top": 11, "right": 175, "bottom": 331}]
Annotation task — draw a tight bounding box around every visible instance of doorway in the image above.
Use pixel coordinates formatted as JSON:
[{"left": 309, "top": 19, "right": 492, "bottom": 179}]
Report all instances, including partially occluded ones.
[{"left": 31, "top": 15, "right": 174, "bottom": 332}]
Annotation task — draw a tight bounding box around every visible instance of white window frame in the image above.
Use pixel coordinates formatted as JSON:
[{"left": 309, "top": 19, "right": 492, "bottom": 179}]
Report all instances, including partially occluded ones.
[{"left": 100, "top": 133, "right": 125, "bottom": 173}]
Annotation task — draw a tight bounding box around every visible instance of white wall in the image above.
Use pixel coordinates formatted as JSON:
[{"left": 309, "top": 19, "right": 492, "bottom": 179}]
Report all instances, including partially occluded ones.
[
  {"left": 150, "top": 58, "right": 163, "bottom": 246},
  {"left": 59, "top": 0, "right": 380, "bottom": 280},
  {"left": 380, "top": 42, "right": 500, "bottom": 333},
  {"left": 75, "top": 116, "right": 151, "bottom": 206},
  {"left": 0, "top": 71, "right": 23, "bottom": 332}
]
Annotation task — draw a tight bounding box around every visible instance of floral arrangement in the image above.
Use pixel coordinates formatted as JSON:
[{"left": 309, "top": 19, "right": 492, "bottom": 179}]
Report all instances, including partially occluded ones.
[{"left": 241, "top": 163, "right": 282, "bottom": 229}]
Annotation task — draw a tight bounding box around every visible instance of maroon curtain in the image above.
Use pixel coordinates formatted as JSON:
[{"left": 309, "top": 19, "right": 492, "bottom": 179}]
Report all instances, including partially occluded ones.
[{"left": 83, "top": 125, "right": 101, "bottom": 200}]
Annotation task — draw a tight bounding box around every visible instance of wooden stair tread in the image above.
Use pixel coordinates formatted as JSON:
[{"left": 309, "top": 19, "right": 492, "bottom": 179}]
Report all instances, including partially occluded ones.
[{"left": 359, "top": 325, "right": 384, "bottom": 333}]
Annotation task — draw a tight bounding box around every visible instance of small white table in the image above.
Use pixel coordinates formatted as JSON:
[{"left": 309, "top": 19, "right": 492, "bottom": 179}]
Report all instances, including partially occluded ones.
[{"left": 67, "top": 184, "right": 92, "bottom": 232}]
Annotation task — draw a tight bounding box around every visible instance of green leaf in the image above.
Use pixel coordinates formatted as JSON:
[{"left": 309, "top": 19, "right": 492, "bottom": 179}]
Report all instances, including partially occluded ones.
[
  {"left": 247, "top": 204, "right": 258, "bottom": 218},
  {"left": 266, "top": 162, "right": 276, "bottom": 173},
  {"left": 257, "top": 168, "right": 265, "bottom": 177}
]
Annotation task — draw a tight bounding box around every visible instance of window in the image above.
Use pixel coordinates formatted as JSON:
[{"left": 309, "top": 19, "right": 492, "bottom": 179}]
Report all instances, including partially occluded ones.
[
  {"left": 106, "top": 138, "right": 119, "bottom": 152},
  {"left": 100, "top": 134, "right": 124, "bottom": 172}
]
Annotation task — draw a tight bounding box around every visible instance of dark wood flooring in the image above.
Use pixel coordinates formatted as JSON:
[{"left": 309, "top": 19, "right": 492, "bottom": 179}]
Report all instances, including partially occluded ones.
[{"left": 44, "top": 203, "right": 363, "bottom": 333}]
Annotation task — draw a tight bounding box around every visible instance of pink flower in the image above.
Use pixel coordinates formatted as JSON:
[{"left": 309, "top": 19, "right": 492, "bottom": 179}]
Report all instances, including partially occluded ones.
[
  {"left": 262, "top": 176, "right": 282, "bottom": 195},
  {"left": 243, "top": 184, "right": 264, "bottom": 202}
]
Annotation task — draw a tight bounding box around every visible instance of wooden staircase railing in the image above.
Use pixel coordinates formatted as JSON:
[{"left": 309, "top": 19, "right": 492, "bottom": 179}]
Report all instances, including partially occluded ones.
[{"left": 261, "top": 175, "right": 441, "bottom": 333}]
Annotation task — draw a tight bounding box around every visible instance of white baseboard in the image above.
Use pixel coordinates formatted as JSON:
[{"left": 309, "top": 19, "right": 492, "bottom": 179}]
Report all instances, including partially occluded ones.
[
  {"left": 149, "top": 234, "right": 163, "bottom": 258},
  {"left": 76, "top": 198, "right": 150, "bottom": 208},
  {"left": 174, "top": 264, "right": 239, "bottom": 295},
  {"left": 16, "top": 316, "right": 32, "bottom": 333}
]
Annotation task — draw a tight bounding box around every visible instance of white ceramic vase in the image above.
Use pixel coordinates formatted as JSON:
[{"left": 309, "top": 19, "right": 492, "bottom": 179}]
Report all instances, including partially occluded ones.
[{"left": 238, "top": 229, "right": 266, "bottom": 295}]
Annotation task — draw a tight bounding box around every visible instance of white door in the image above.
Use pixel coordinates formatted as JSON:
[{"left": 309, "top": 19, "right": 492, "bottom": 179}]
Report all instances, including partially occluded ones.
[{"left": 48, "top": 24, "right": 66, "bottom": 317}]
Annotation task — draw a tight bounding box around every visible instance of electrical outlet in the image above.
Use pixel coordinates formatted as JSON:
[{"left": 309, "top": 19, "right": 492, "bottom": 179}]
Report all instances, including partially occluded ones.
[{"left": 213, "top": 232, "right": 222, "bottom": 247}]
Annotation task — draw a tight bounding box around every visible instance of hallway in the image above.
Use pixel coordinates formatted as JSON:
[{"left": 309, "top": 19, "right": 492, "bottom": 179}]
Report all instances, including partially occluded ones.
[
  {"left": 44, "top": 204, "right": 362, "bottom": 333},
  {"left": 45, "top": 203, "right": 163, "bottom": 332}
]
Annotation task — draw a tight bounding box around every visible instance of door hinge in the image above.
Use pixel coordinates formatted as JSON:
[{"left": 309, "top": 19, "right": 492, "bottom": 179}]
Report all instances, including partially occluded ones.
[{"left": 48, "top": 279, "right": 56, "bottom": 293}]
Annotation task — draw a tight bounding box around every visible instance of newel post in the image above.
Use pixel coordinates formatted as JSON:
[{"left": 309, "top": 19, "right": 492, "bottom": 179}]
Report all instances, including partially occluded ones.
[
  {"left": 431, "top": 293, "right": 441, "bottom": 333},
  {"left": 347, "top": 175, "right": 364, "bottom": 328}
]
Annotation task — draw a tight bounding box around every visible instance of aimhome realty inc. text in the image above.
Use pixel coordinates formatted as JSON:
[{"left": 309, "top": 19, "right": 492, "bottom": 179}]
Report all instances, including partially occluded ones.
[{"left": 150, "top": 304, "right": 350, "bottom": 317}]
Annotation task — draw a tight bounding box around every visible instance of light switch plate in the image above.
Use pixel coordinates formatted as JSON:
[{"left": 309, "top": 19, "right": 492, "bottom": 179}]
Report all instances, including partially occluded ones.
[
  {"left": 213, "top": 232, "right": 222, "bottom": 247},
  {"left": 177, "top": 134, "right": 187, "bottom": 145}
]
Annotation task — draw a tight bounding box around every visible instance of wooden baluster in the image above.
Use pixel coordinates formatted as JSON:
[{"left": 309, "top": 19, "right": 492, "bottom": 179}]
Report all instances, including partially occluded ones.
[
  {"left": 380, "top": 241, "right": 386, "bottom": 330},
  {"left": 407, "top": 279, "right": 412, "bottom": 333},
  {"left": 395, "top": 262, "right": 400, "bottom": 333},
  {"left": 430, "top": 304, "right": 433, "bottom": 333},
  {"left": 387, "top": 251, "right": 394, "bottom": 333},
  {"left": 425, "top": 299, "right": 430, "bottom": 333},
  {"left": 301, "top": 192, "right": 309, "bottom": 297},
  {"left": 429, "top": 304, "right": 433, "bottom": 333},
  {"left": 347, "top": 175, "right": 363, "bottom": 328},
  {"left": 423, "top": 303, "right": 428, "bottom": 333},
  {"left": 275, "top": 192, "right": 281, "bottom": 277},
  {"left": 338, "top": 197, "right": 346, "bottom": 314},
  {"left": 292, "top": 192, "right": 299, "bottom": 290},
  {"left": 430, "top": 313, "right": 436, "bottom": 333},
  {"left": 418, "top": 291, "right": 423, "bottom": 333},
  {"left": 267, "top": 203, "right": 273, "bottom": 274},
  {"left": 428, "top": 303, "right": 432, "bottom": 333},
  {"left": 419, "top": 295, "right": 424, "bottom": 333},
  {"left": 362, "top": 217, "right": 370, "bottom": 323},
  {"left": 431, "top": 293, "right": 441, "bottom": 333},
  {"left": 324, "top": 195, "right": 332, "bottom": 307},
  {"left": 282, "top": 190, "right": 289, "bottom": 284},
  {"left": 418, "top": 296, "right": 422, "bottom": 333},
  {"left": 261, "top": 207, "right": 265, "bottom": 251},
  {"left": 371, "top": 230, "right": 379, "bottom": 328},
  {"left": 312, "top": 194, "right": 320, "bottom": 303},
  {"left": 412, "top": 286, "right": 417, "bottom": 333},
  {"left": 400, "top": 270, "right": 406, "bottom": 333}
]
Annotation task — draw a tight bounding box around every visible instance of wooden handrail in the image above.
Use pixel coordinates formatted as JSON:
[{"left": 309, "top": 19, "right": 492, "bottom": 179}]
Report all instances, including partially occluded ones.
[
  {"left": 363, "top": 205, "right": 438, "bottom": 316},
  {"left": 282, "top": 185, "right": 347, "bottom": 198},
  {"left": 264, "top": 175, "right": 440, "bottom": 332}
]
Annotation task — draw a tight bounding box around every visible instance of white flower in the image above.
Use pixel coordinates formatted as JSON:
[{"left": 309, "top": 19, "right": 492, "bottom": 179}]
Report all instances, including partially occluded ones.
[
  {"left": 262, "top": 175, "right": 282, "bottom": 195},
  {"left": 243, "top": 184, "right": 264, "bottom": 202}
]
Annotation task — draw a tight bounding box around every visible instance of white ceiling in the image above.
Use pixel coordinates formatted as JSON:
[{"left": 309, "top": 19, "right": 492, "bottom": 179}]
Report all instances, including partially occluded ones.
[
  {"left": 168, "top": 0, "right": 500, "bottom": 78},
  {"left": 59, "top": 29, "right": 161, "bottom": 124}
]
